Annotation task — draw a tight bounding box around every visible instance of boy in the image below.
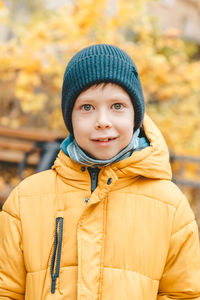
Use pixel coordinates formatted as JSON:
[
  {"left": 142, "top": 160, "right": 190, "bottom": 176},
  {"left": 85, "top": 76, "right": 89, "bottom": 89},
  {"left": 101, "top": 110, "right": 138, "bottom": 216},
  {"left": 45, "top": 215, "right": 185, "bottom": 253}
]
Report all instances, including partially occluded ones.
[{"left": 0, "top": 44, "right": 200, "bottom": 299}]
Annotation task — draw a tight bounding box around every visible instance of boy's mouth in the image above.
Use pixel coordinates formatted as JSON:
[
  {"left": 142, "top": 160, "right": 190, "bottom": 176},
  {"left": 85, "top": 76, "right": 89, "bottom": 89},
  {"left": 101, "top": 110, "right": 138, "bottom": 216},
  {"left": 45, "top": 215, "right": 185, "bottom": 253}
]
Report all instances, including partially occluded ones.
[{"left": 92, "top": 137, "right": 117, "bottom": 142}]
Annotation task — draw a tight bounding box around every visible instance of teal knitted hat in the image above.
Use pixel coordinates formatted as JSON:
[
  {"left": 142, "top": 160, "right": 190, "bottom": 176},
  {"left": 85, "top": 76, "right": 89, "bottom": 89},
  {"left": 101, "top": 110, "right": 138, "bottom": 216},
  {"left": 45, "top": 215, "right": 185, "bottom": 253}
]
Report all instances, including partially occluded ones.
[{"left": 62, "top": 44, "right": 145, "bottom": 134}]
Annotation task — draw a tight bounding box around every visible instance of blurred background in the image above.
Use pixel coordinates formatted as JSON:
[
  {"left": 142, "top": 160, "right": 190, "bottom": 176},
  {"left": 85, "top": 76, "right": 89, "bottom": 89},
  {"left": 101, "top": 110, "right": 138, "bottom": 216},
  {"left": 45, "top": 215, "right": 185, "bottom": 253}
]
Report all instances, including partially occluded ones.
[{"left": 0, "top": 0, "right": 199, "bottom": 230}]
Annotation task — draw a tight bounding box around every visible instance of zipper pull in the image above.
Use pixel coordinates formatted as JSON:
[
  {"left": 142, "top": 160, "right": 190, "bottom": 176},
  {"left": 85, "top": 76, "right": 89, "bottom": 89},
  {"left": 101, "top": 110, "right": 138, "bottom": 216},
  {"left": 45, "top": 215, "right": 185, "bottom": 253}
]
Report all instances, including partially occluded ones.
[{"left": 51, "top": 275, "right": 57, "bottom": 294}]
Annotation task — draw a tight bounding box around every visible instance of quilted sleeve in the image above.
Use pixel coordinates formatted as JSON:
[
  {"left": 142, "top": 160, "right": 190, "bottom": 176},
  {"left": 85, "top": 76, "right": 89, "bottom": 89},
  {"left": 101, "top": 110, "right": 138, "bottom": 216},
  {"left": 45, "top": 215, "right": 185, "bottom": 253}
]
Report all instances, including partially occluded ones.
[
  {"left": 157, "top": 194, "right": 200, "bottom": 299},
  {"left": 0, "top": 187, "right": 26, "bottom": 300}
]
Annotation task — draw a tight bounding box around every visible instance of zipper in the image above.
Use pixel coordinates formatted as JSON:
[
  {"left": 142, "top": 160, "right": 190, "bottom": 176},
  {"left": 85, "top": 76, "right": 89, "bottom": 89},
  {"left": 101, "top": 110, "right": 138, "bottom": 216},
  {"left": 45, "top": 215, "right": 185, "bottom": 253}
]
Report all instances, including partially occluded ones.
[
  {"left": 50, "top": 217, "right": 64, "bottom": 293},
  {"left": 88, "top": 167, "right": 100, "bottom": 193}
]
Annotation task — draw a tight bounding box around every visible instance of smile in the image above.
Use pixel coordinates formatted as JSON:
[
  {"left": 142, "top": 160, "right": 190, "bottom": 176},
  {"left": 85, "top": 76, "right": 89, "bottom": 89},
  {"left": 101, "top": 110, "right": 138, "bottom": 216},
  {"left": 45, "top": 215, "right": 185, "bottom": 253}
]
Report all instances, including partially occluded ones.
[{"left": 92, "top": 137, "right": 117, "bottom": 142}]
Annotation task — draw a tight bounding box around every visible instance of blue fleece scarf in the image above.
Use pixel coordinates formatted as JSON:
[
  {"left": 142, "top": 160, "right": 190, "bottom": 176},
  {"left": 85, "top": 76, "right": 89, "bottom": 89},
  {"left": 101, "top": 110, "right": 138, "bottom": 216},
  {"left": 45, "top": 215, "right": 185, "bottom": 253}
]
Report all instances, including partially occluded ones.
[{"left": 60, "top": 129, "right": 150, "bottom": 167}]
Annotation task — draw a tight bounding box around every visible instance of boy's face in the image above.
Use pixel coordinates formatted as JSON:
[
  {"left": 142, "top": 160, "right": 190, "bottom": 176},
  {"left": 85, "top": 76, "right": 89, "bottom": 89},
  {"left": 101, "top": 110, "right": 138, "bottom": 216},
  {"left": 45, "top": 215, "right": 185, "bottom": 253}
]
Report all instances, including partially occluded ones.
[{"left": 72, "top": 83, "right": 135, "bottom": 160}]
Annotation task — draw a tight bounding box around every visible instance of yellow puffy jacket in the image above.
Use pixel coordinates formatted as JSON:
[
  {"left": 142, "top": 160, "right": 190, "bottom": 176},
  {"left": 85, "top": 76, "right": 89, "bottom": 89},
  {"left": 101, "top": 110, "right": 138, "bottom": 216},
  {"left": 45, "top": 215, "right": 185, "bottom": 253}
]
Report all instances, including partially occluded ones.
[{"left": 0, "top": 116, "right": 200, "bottom": 300}]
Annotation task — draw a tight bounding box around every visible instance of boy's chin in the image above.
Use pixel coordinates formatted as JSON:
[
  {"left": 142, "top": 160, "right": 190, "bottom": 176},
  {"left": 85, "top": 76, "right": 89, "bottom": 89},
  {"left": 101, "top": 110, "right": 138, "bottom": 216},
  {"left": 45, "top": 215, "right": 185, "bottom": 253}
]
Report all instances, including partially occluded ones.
[
  {"left": 88, "top": 152, "right": 118, "bottom": 161},
  {"left": 83, "top": 149, "right": 114, "bottom": 160}
]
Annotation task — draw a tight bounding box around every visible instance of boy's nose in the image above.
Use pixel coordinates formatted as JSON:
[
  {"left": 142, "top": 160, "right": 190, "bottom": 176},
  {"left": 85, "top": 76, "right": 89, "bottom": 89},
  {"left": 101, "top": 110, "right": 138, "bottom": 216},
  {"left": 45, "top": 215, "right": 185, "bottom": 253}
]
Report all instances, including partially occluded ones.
[{"left": 95, "top": 112, "right": 112, "bottom": 130}]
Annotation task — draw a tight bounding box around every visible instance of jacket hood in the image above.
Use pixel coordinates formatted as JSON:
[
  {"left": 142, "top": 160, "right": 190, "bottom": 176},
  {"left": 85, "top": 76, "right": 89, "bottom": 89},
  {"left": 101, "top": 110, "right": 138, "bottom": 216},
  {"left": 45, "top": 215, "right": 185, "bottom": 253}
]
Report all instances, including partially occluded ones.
[{"left": 52, "top": 115, "right": 172, "bottom": 184}]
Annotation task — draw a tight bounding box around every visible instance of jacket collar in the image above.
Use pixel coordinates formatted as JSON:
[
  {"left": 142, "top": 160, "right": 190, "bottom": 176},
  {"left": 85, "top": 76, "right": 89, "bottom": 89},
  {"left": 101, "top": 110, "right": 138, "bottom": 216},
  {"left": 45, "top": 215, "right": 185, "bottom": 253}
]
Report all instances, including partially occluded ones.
[{"left": 52, "top": 115, "right": 172, "bottom": 189}]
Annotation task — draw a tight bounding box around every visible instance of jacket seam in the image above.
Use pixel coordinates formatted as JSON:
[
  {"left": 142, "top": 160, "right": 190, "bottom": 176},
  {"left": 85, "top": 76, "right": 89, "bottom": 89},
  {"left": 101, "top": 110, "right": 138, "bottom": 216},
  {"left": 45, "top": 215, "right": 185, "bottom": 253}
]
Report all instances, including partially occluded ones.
[
  {"left": 171, "top": 218, "right": 196, "bottom": 236},
  {"left": 98, "top": 198, "right": 108, "bottom": 300},
  {"left": 26, "top": 265, "right": 77, "bottom": 274},
  {"left": 138, "top": 195, "right": 177, "bottom": 209},
  {"left": 170, "top": 194, "right": 192, "bottom": 235},
  {"left": 104, "top": 266, "right": 159, "bottom": 281},
  {"left": 116, "top": 192, "right": 178, "bottom": 209},
  {"left": 2, "top": 209, "right": 21, "bottom": 222},
  {"left": 18, "top": 190, "right": 88, "bottom": 198}
]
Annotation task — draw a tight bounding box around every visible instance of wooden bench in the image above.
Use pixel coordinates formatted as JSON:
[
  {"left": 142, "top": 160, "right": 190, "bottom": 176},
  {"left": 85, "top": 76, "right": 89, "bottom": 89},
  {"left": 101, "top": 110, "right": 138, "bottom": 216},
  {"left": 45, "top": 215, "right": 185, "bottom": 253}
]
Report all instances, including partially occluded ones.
[
  {"left": 0, "top": 126, "right": 66, "bottom": 165},
  {"left": 0, "top": 126, "right": 66, "bottom": 207}
]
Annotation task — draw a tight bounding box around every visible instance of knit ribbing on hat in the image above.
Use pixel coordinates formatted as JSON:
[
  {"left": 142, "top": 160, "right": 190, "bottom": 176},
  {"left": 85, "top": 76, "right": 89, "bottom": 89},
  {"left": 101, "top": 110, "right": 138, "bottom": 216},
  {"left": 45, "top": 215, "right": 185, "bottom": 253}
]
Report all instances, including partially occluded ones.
[{"left": 61, "top": 44, "right": 145, "bottom": 134}]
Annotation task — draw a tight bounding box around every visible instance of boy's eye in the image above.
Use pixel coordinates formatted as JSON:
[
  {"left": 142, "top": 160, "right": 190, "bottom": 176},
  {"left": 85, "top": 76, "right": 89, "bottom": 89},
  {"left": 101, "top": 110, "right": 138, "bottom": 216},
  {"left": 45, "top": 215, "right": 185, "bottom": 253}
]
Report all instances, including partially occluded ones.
[
  {"left": 112, "top": 103, "right": 123, "bottom": 110},
  {"left": 82, "top": 104, "right": 93, "bottom": 111}
]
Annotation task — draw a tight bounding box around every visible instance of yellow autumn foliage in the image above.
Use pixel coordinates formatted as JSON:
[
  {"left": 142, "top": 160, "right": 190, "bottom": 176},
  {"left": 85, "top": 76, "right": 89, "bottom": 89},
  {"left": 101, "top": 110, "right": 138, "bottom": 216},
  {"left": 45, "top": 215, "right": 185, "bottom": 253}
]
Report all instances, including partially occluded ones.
[{"left": 0, "top": 0, "right": 199, "bottom": 157}]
